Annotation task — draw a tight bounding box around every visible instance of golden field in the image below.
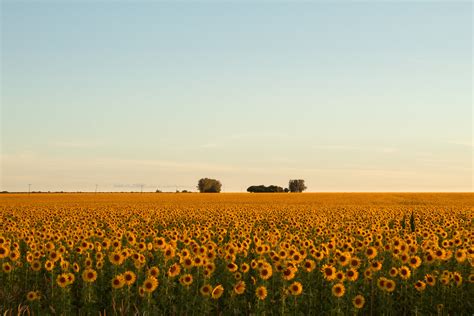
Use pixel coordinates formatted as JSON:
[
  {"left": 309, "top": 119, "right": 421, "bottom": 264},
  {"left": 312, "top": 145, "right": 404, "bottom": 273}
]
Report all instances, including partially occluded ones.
[{"left": 0, "top": 193, "right": 472, "bottom": 315}]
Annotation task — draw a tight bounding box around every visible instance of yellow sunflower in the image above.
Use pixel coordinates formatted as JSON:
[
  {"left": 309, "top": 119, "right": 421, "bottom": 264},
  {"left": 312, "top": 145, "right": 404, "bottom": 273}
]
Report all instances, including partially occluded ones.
[
  {"left": 255, "top": 285, "right": 268, "bottom": 300},
  {"left": 82, "top": 268, "right": 98, "bottom": 283},
  {"left": 399, "top": 266, "right": 411, "bottom": 280},
  {"left": 123, "top": 271, "right": 137, "bottom": 286},
  {"left": 2, "top": 262, "right": 13, "bottom": 273},
  {"left": 233, "top": 280, "right": 246, "bottom": 295},
  {"left": 425, "top": 274, "right": 436, "bottom": 286},
  {"left": 167, "top": 263, "right": 181, "bottom": 278},
  {"left": 321, "top": 264, "right": 336, "bottom": 281},
  {"left": 346, "top": 268, "right": 359, "bottom": 282},
  {"left": 179, "top": 274, "right": 193, "bottom": 287},
  {"left": 56, "top": 274, "right": 69, "bottom": 288},
  {"left": 200, "top": 284, "right": 213, "bottom": 296},
  {"left": 414, "top": 280, "right": 426, "bottom": 292},
  {"left": 384, "top": 279, "right": 396, "bottom": 292},
  {"left": 211, "top": 284, "right": 224, "bottom": 299},
  {"left": 352, "top": 294, "right": 365, "bottom": 309},
  {"left": 332, "top": 283, "right": 345, "bottom": 298},
  {"left": 288, "top": 281, "right": 303, "bottom": 296},
  {"left": 143, "top": 276, "right": 159, "bottom": 293},
  {"left": 111, "top": 275, "right": 125, "bottom": 289},
  {"left": 26, "top": 291, "right": 40, "bottom": 302}
]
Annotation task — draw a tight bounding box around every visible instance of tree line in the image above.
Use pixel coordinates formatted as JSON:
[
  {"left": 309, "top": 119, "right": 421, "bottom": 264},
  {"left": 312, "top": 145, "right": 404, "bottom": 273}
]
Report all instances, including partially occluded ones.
[{"left": 196, "top": 178, "right": 307, "bottom": 193}]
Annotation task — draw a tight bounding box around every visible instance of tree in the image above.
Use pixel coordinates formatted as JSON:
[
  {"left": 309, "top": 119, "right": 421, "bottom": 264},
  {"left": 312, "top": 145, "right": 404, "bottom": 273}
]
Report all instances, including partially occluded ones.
[
  {"left": 197, "top": 178, "right": 222, "bottom": 193},
  {"left": 288, "top": 179, "right": 307, "bottom": 193}
]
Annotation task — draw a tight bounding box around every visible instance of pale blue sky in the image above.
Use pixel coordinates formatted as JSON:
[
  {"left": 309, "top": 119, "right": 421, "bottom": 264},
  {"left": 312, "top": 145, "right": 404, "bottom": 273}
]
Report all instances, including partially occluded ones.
[{"left": 1, "top": 1, "right": 472, "bottom": 192}]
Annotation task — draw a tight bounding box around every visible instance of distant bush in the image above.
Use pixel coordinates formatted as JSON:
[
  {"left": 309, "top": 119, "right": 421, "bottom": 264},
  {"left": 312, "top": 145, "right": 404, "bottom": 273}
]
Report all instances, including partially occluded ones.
[{"left": 247, "top": 185, "right": 285, "bottom": 193}]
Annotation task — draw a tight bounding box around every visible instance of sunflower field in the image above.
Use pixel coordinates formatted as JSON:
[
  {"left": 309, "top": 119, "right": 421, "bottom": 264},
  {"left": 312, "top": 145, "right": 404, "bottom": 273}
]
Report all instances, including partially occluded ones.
[{"left": 0, "top": 193, "right": 472, "bottom": 315}]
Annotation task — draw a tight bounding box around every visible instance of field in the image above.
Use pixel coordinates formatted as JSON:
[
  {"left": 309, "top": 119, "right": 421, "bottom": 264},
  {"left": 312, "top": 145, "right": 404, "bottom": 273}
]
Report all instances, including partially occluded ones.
[{"left": 0, "top": 193, "right": 472, "bottom": 315}]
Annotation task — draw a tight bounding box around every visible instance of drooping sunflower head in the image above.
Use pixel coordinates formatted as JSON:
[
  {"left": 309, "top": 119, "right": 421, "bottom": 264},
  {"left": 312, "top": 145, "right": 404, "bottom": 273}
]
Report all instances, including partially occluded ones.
[
  {"left": 414, "top": 280, "right": 426, "bottom": 292},
  {"left": 233, "top": 281, "right": 246, "bottom": 295},
  {"left": 211, "top": 284, "right": 224, "bottom": 299},
  {"left": 425, "top": 274, "right": 436, "bottom": 286}
]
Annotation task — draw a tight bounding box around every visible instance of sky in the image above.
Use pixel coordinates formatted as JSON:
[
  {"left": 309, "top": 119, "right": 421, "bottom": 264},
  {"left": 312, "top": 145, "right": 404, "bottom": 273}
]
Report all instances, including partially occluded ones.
[{"left": 1, "top": 1, "right": 472, "bottom": 192}]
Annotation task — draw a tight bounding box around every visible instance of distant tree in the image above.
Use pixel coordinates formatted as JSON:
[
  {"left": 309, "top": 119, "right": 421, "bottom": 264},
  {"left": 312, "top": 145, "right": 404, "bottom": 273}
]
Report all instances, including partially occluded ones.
[
  {"left": 289, "top": 179, "right": 307, "bottom": 193},
  {"left": 247, "top": 185, "right": 284, "bottom": 193},
  {"left": 197, "top": 178, "right": 222, "bottom": 193},
  {"left": 284, "top": 188, "right": 289, "bottom": 193},
  {"left": 155, "top": 189, "right": 162, "bottom": 193}
]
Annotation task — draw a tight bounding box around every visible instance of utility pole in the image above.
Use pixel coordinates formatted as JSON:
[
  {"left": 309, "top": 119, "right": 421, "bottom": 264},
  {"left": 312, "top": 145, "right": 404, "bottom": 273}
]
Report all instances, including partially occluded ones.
[
  {"left": 140, "top": 184, "right": 144, "bottom": 193},
  {"left": 95, "top": 184, "right": 98, "bottom": 194},
  {"left": 28, "top": 184, "right": 31, "bottom": 195}
]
